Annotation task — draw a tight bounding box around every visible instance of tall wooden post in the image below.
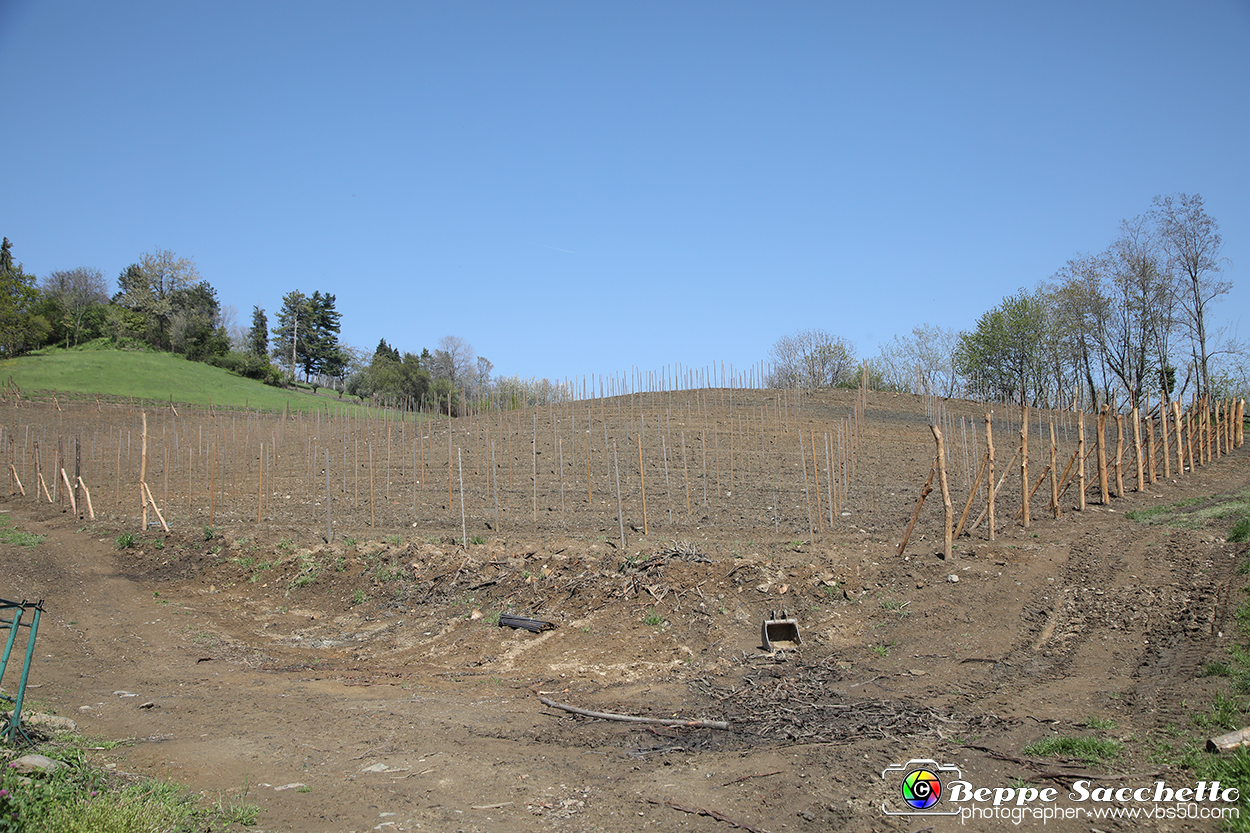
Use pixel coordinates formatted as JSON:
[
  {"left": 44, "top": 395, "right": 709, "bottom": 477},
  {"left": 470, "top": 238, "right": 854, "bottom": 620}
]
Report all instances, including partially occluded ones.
[
  {"left": 1049, "top": 422, "right": 1060, "bottom": 519},
  {"left": 1172, "top": 401, "right": 1185, "bottom": 474},
  {"left": 1020, "top": 405, "right": 1029, "bottom": 529},
  {"left": 1146, "top": 414, "right": 1157, "bottom": 483},
  {"left": 1160, "top": 400, "right": 1172, "bottom": 479},
  {"left": 985, "top": 413, "right": 996, "bottom": 541},
  {"left": 932, "top": 425, "right": 953, "bottom": 561},
  {"left": 1096, "top": 405, "right": 1109, "bottom": 505},
  {"left": 1077, "top": 411, "right": 1086, "bottom": 511},
  {"left": 1131, "top": 405, "right": 1144, "bottom": 491},
  {"left": 140, "top": 411, "right": 148, "bottom": 529},
  {"left": 1114, "top": 414, "right": 1125, "bottom": 498}
]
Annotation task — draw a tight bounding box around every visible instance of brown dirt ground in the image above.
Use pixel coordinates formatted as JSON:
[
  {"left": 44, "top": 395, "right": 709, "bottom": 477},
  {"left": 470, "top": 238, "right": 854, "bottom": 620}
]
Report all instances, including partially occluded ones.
[{"left": 2, "top": 390, "right": 1249, "bottom": 832}]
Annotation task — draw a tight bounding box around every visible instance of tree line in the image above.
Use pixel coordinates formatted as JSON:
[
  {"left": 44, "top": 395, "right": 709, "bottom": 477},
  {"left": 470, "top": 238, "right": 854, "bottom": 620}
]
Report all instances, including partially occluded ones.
[
  {"left": 765, "top": 193, "right": 1243, "bottom": 408},
  {"left": 0, "top": 241, "right": 512, "bottom": 414}
]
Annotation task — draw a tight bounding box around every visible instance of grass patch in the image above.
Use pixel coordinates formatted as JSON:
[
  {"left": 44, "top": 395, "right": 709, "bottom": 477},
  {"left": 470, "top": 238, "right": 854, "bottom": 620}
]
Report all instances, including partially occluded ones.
[
  {"left": 0, "top": 514, "right": 44, "bottom": 547},
  {"left": 1022, "top": 735, "right": 1123, "bottom": 765},
  {"left": 0, "top": 344, "right": 371, "bottom": 415},
  {"left": 0, "top": 730, "right": 256, "bottom": 832},
  {"left": 1126, "top": 486, "right": 1250, "bottom": 540}
]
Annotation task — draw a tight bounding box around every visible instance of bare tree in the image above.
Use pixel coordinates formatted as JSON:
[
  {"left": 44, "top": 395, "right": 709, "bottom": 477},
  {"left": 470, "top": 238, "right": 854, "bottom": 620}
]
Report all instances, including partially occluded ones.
[
  {"left": 766, "top": 328, "right": 856, "bottom": 389},
  {"left": 1042, "top": 254, "right": 1112, "bottom": 408},
  {"left": 40, "top": 266, "right": 108, "bottom": 347},
  {"left": 873, "top": 324, "right": 959, "bottom": 396},
  {"left": 1099, "top": 215, "right": 1174, "bottom": 408},
  {"left": 1151, "top": 193, "right": 1228, "bottom": 398},
  {"left": 432, "top": 335, "right": 476, "bottom": 386}
]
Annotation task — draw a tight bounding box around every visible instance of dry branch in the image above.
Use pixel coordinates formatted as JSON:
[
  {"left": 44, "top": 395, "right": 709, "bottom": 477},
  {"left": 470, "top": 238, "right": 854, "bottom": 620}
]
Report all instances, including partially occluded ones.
[
  {"left": 539, "top": 697, "right": 729, "bottom": 730},
  {"left": 897, "top": 457, "right": 936, "bottom": 558}
]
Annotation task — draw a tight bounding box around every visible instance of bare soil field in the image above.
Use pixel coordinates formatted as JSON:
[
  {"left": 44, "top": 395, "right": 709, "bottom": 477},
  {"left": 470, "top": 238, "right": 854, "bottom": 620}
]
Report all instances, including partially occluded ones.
[{"left": 2, "top": 388, "right": 1248, "bottom": 832}]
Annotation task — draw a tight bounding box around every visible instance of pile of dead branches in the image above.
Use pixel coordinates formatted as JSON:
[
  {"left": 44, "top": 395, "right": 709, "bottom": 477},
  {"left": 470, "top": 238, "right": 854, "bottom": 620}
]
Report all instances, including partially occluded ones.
[
  {"left": 625, "top": 540, "right": 712, "bottom": 573},
  {"left": 692, "top": 656, "right": 961, "bottom": 746}
]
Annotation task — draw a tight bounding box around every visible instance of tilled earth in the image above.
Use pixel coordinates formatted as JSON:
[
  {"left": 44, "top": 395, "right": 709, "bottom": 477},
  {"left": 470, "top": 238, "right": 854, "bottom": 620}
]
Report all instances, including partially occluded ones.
[{"left": 2, "top": 392, "right": 1248, "bottom": 833}]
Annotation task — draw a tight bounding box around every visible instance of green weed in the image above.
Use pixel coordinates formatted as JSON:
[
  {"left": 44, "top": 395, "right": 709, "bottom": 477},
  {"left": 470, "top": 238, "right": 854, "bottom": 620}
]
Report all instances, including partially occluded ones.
[{"left": 1022, "top": 735, "right": 1123, "bottom": 765}]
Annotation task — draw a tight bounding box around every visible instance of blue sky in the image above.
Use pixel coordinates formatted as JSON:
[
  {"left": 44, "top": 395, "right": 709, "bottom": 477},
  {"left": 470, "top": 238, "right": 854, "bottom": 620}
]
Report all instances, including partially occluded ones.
[{"left": 2, "top": 1, "right": 1246, "bottom": 386}]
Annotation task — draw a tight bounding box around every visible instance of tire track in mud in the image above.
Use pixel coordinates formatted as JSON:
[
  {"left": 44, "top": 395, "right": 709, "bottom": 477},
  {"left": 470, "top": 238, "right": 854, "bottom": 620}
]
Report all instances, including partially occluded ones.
[{"left": 964, "top": 524, "right": 1225, "bottom": 719}]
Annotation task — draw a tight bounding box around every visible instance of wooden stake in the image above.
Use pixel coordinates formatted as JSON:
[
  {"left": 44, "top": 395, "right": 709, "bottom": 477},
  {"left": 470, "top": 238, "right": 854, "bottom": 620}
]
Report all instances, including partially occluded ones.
[
  {"left": 142, "top": 481, "right": 169, "bottom": 532},
  {"left": 60, "top": 468, "right": 76, "bottom": 515},
  {"left": 613, "top": 440, "right": 625, "bottom": 549},
  {"left": 140, "top": 412, "right": 149, "bottom": 529},
  {"left": 1049, "top": 421, "right": 1060, "bottom": 519},
  {"left": 1131, "top": 406, "right": 1144, "bottom": 491},
  {"left": 1146, "top": 413, "right": 1157, "bottom": 483},
  {"left": 638, "top": 434, "right": 648, "bottom": 535},
  {"left": 985, "top": 413, "right": 995, "bottom": 540},
  {"left": 954, "top": 451, "right": 989, "bottom": 539},
  {"left": 897, "top": 457, "right": 936, "bottom": 558},
  {"left": 1096, "top": 405, "right": 1109, "bottom": 505},
  {"left": 799, "top": 430, "right": 813, "bottom": 543},
  {"left": 1020, "top": 405, "right": 1030, "bottom": 528},
  {"left": 1172, "top": 401, "right": 1185, "bottom": 474},
  {"left": 1160, "top": 400, "right": 1172, "bottom": 478},
  {"left": 76, "top": 476, "right": 94, "bottom": 520},
  {"left": 932, "top": 425, "right": 953, "bottom": 561},
  {"left": 1113, "top": 414, "right": 1125, "bottom": 498},
  {"left": 1075, "top": 407, "right": 1085, "bottom": 505}
]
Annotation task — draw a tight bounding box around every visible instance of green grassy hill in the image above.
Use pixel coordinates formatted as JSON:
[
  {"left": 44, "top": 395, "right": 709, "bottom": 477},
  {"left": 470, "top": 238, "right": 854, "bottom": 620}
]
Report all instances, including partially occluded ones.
[{"left": 0, "top": 346, "right": 362, "bottom": 413}]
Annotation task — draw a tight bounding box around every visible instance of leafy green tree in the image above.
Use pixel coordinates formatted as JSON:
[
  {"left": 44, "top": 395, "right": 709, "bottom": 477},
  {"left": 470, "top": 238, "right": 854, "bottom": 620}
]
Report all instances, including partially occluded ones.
[
  {"left": 248, "top": 306, "right": 268, "bottom": 357},
  {"left": 271, "top": 290, "right": 345, "bottom": 389},
  {"left": 39, "top": 266, "right": 109, "bottom": 347},
  {"left": 114, "top": 249, "right": 201, "bottom": 350},
  {"left": 346, "top": 343, "right": 430, "bottom": 407},
  {"left": 169, "top": 281, "right": 229, "bottom": 360},
  {"left": 270, "top": 290, "right": 308, "bottom": 379},
  {"left": 0, "top": 238, "right": 50, "bottom": 355},
  {"left": 956, "top": 290, "right": 1047, "bottom": 405},
  {"left": 303, "top": 291, "right": 345, "bottom": 389}
]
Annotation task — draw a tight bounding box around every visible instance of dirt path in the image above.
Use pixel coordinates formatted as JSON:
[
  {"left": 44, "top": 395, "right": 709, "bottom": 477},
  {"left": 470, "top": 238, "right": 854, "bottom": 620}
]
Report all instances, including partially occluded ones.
[{"left": 2, "top": 412, "right": 1248, "bottom": 832}]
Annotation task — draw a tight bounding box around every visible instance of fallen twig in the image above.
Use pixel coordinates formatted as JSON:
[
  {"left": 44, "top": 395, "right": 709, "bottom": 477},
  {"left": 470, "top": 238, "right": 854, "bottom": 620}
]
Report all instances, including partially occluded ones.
[
  {"left": 540, "top": 697, "right": 729, "bottom": 730},
  {"left": 648, "top": 798, "right": 774, "bottom": 833},
  {"left": 722, "top": 770, "right": 783, "bottom": 786}
]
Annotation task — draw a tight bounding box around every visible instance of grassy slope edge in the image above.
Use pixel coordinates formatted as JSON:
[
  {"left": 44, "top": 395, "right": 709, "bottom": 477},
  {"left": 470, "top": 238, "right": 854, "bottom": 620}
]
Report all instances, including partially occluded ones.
[{"left": 0, "top": 346, "right": 358, "bottom": 414}]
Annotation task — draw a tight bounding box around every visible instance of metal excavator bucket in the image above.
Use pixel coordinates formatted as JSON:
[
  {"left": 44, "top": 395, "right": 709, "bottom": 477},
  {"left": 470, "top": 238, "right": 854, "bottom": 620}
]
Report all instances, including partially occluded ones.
[{"left": 761, "top": 609, "right": 802, "bottom": 651}]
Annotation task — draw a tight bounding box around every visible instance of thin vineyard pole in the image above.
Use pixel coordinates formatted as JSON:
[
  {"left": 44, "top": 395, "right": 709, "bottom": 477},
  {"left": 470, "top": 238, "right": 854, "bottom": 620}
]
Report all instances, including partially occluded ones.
[
  {"left": 799, "top": 430, "right": 813, "bottom": 543},
  {"left": 825, "top": 432, "right": 834, "bottom": 524},
  {"left": 458, "top": 448, "right": 466, "bottom": 546},
  {"left": 491, "top": 439, "right": 500, "bottom": 533},
  {"left": 811, "top": 427, "right": 822, "bottom": 535},
  {"left": 681, "top": 431, "right": 690, "bottom": 515},
  {"left": 638, "top": 434, "right": 648, "bottom": 535},
  {"left": 613, "top": 440, "right": 625, "bottom": 549},
  {"left": 532, "top": 412, "right": 538, "bottom": 523},
  {"left": 661, "top": 435, "right": 672, "bottom": 525}
]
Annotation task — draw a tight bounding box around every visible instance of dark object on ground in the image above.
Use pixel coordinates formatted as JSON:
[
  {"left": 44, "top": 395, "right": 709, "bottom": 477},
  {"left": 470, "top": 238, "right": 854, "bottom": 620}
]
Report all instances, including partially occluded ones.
[{"left": 499, "top": 613, "right": 557, "bottom": 632}]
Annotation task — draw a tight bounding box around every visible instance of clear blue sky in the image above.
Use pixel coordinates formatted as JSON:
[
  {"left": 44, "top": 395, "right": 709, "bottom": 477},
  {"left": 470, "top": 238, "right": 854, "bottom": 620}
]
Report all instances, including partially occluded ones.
[{"left": 2, "top": 1, "right": 1246, "bottom": 387}]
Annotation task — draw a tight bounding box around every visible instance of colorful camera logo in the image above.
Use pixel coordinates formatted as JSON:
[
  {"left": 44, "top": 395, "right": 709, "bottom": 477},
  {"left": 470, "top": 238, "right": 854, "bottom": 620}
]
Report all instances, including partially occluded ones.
[
  {"left": 901, "top": 768, "right": 942, "bottom": 808},
  {"left": 881, "top": 759, "right": 962, "bottom": 816}
]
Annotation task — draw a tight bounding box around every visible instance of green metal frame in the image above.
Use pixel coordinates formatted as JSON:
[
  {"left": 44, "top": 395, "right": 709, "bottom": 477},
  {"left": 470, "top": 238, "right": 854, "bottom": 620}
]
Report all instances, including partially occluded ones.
[{"left": 0, "top": 598, "right": 43, "bottom": 746}]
